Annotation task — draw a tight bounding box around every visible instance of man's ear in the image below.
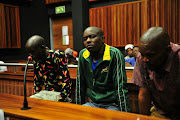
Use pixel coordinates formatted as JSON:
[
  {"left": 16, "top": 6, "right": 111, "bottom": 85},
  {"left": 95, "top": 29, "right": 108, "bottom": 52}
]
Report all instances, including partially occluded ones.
[
  {"left": 41, "top": 45, "right": 46, "bottom": 49},
  {"left": 101, "top": 35, "right": 105, "bottom": 43}
]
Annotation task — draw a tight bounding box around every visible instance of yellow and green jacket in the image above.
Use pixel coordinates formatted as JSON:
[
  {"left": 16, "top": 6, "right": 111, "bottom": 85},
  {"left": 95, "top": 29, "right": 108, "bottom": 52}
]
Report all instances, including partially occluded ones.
[{"left": 75, "top": 44, "right": 130, "bottom": 112}]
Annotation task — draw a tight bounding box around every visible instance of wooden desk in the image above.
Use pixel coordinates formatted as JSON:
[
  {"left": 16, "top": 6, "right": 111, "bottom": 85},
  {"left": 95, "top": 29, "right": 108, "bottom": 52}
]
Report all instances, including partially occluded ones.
[
  {"left": 0, "top": 93, "right": 168, "bottom": 120},
  {"left": 0, "top": 68, "right": 139, "bottom": 113}
]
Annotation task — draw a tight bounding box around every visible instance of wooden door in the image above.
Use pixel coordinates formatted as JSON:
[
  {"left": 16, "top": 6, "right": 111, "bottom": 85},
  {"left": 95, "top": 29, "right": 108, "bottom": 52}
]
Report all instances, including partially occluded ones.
[{"left": 52, "top": 16, "right": 73, "bottom": 51}]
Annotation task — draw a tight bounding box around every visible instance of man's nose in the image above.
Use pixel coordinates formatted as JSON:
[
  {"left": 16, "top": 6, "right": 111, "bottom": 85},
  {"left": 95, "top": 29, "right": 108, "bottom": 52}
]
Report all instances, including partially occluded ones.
[
  {"left": 86, "top": 37, "right": 91, "bottom": 43},
  {"left": 142, "top": 56, "right": 150, "bottom": 62}
]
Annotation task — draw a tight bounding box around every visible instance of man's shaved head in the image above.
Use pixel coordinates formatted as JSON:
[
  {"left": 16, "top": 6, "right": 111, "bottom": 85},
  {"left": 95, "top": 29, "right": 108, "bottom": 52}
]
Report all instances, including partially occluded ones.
[
  {"left": 25, "top": 35, "right": 45, "bottom": 50},
  {"left": 140, "top": 27, "right": 170, "bottom": 51},
  {"left": 84, "top": 26, "right": 104, "bottom": 37},
  {"left": 25, "top": 35, "right": 47, "bottom": 61},
  {"left": 139, "top": 27, "right": 171, "bottom": 71}
]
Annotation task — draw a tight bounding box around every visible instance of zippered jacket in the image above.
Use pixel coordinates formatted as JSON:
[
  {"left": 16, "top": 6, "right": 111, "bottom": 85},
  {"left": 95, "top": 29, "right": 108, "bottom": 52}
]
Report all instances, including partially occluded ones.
[{"left": 75, "top": 44, "right": 130, "bottom": 112}]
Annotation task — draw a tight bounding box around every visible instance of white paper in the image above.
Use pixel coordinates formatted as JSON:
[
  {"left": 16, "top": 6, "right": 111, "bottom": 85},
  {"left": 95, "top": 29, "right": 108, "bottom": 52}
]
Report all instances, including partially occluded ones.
[
  {"left": 62, "top": 26, "right": 68, "bottom": 36},
  {"left": 0, "top": 109, "right": 4, "bottom": 120},
  {"left": 62, "top": 36, "right": 69, "bottom": 45}
]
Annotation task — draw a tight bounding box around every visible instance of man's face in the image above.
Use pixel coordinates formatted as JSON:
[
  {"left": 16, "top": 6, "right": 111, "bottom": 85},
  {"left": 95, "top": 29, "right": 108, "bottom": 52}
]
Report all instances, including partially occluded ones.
[
  {"left": 133, "top": 47, "right": 139, "bottom": 57},
  {"left": 26, "top": 46, "right": 44, "bottom": 61},
  {"left": 83, "top": 28, "right": 104, "bottom": 52},
  {"left": 126, "top": 48, "right": 133, "bottom": 57},
  {"left": 139, "top": 43, "right": 167, "bottom": 71}
]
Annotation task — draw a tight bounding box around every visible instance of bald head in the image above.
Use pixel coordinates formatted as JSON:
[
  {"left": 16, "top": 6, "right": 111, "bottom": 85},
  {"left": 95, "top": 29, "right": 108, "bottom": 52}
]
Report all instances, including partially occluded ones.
[
  {"left": 25, "top": 35, "right": 47, "bottom": 61},
  {"left": 140, "top": 27, "right": 170, "bottom": 50},
  {"left": 139, "top": 27, "right": 171, "bottom": 71},
  {"left": 84, "top": 26, "right": 104, "bottom": 37},
  {"left": 26, "top": 35, "right": 45, "bottom": 50}
]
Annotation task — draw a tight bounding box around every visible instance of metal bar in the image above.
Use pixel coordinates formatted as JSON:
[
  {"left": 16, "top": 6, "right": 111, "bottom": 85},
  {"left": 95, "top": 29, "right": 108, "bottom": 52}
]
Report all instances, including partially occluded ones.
[
  {"left": 0, "top": 63, "right": 33, "bottom": 66},
  {"left": 0, "top": 63, "right": 134, "bottom": 69}
]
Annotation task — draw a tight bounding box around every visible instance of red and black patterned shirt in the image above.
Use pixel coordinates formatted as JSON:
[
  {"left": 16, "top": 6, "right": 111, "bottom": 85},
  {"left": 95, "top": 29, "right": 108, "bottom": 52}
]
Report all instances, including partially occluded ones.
[{"left": 32, "top": 49, "right": 71, "bottom": 102}]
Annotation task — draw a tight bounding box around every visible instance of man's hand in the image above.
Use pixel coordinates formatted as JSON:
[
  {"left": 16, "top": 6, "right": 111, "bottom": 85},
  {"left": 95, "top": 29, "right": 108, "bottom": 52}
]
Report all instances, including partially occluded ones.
[{"left": 138, "top": 88, "right": 152, "bottom": 115}]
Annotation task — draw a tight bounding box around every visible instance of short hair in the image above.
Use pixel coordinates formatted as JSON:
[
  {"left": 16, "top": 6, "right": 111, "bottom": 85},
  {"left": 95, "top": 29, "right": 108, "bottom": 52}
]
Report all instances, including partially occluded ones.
[{"left": 84, "top": 26, "right": 104, "bottom": 37}]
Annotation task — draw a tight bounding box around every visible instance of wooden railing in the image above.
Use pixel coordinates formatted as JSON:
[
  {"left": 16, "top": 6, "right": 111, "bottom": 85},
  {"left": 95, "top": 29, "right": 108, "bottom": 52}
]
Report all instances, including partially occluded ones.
[
  {"left": 0, "top": 62, "right": 138, "bottom": 113},
  {"left": 89, "top": 0, "right": 180, "bottom": 47}
]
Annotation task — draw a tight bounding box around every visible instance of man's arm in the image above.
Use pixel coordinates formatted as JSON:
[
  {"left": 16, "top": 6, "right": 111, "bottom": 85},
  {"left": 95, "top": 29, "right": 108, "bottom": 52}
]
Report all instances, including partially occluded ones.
[
  {"left": 114, "top": 49, "right": 130, "bottom": 112},
  {"left": 34, "top": 78, "right": 43, "bottom": 93},
  {"left": 132, "top": 52, "right": 152, "bottom": 115},
  {"left": 75, "top": 65, "right": 81, "bottom": 104},
  {"left": 33, "top": 63, "right": 44, "bottom": 94},
  {"left": 138, "top": 88, "right": 152, "bottom": 115},
  {"left": 55, "top": 50, "right": 71, "bottom": 102},
  {"left": 75, "top": 52, "right": 86, "bottom": 104}
]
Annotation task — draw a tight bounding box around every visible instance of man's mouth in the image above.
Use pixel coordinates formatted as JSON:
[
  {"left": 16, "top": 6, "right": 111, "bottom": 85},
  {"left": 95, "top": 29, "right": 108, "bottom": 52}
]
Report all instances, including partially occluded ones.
[{"left": 87, "top": 45, "right": 93, "bottom": 49}]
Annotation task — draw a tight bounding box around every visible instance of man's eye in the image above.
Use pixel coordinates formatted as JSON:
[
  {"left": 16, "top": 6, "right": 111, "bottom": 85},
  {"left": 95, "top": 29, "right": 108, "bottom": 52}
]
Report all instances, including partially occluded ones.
[{"left": 83, "top": 37, "right": 87, "bottom": 41}]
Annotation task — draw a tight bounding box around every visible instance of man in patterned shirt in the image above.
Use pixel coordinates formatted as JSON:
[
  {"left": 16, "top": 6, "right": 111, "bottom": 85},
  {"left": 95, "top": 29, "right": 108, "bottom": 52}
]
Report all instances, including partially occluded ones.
[{"left": 25, "top": 35, "right": 71, "bottom": 102}]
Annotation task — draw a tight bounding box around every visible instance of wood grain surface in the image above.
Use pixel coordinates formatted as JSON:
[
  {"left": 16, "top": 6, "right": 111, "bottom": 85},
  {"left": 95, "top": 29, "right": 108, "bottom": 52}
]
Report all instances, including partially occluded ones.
[{"left": 0, "top": 93, "right": 169, "bottom": 120}]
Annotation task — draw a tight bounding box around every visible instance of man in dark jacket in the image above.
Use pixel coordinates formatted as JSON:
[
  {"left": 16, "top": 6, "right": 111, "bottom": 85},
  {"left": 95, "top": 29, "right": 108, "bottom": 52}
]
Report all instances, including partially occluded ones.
[{"left": 75, "top": 26, "right": 130, "bottom": 112}]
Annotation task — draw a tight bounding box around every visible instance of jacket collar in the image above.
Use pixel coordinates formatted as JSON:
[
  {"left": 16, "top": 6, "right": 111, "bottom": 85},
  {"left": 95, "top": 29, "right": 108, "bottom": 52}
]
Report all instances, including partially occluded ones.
[
  {"left": 83, "top": 43, "right": 111, "bottom": 61},
  {"left": 164, "top": 42, "right": 180, "bottom": 72}
]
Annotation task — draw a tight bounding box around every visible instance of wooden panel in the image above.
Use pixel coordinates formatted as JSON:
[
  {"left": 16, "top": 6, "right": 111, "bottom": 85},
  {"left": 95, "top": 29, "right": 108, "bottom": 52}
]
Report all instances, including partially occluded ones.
[
  {"left": 46, "top": 0, "right": 71, "bottom": 4},
  {"left": 127, "top": 4, "right": 133, "bottom": 45},
  {"left": 0, "top": 4, "right": 7, "bottom": 48},
  {"left": 171, "top": 0, "right": 176, "bottom": 42},
  {"left": 159, "top": 0, "right": 165, "bottom": 27},
  {"left": 141, "top": 0, "right": 148, "bottom": 35},
  {"left": 52, "top": 16, "right": 73, "bottom": 51},
  {"left": 119, "top": 5, "right": 125, "bottom": 45},
  {"left": 0, "top": 67, "right": 77, "bottom": 97},
  {"left": 46, "top": 0, "right": 99, "bottom": 4},
  {"left": 0, "top": 79, "right": 34, "bottom": 97},
  {"left": 132, "top": 3, "right": 140, "bottom": 45},
  {"left": 5, "top": 6, "right": 11, "bottom": 48},
  {"left": 0, "top": 4, "right": 21, "bottom": 48},
  {"left": 89, "top": 0, "right": 180, "bottom": 47},
  {"left": 111, "top": 5, "right": 116, "bottom": 46},
  {"left": 116, "top": 6, "right": 120, "bottom": 46},
  {"left": 15, "top": 7, "right": 21, "bottom": 48},
  {"left": 136, "top": 3, "right": 140, "bottom": 45}
]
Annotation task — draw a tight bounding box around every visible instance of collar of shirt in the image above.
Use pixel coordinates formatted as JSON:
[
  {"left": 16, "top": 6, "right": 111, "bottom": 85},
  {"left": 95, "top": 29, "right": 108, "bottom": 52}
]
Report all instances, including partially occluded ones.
[
  {"left": 164, "top": 42, "right": 180, "bottom": 72},
  {"left": 82, "top": 43, "right": 111, "bottom": 61}
]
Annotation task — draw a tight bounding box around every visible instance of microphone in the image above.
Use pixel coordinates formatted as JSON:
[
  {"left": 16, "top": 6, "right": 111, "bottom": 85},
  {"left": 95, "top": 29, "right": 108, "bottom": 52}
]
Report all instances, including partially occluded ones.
[{"left": 21, "top": 56, "right": 31, "bottom": 110}]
